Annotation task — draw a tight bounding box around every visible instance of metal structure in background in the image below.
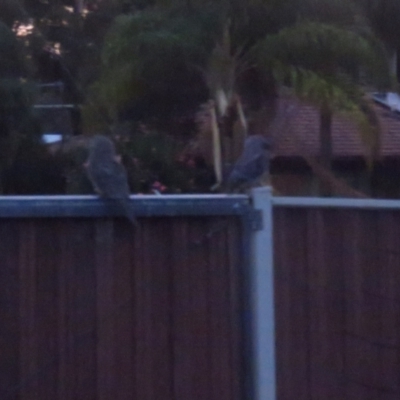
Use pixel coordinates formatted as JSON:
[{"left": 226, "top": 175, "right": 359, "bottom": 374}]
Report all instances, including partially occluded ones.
[
  {"left": 0, "top": 193, "right": 273, "bottom": 400},
  {"left": 34, "top": 80, "right": 81, "bottom": 138}
]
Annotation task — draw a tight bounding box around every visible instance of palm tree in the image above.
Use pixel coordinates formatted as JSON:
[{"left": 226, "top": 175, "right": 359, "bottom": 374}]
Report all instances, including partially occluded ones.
[
  {"left": 255, "top": 21, "right": 391, "bottom": 195},
  {"left": 357, "top": 0, "right": 400, "bottom": 77},
  {"left": 0, "top": 21, "right": 37, "bottom": 191},
  {"left": 85, "top": 0, "right": 391, "bottom": 194},
  {"left": 194, "top": 2, "right": 391, "bottom": 193},
  {"left": 87, "top": 0, "right": 297, "bottom": 181}
]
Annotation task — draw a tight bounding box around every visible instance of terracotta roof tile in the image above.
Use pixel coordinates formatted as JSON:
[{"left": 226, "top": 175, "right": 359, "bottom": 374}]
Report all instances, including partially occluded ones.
[{"left": 271, "top": 96, "right": 400, "bottom": 158}]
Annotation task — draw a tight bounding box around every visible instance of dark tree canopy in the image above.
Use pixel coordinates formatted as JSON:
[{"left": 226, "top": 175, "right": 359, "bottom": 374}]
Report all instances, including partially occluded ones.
[
  {"left": 357, "top": 0, "right": 400, "bottom": 48},
  {"left": 0, "top": 0, "right": 395, "bottom": 194}
]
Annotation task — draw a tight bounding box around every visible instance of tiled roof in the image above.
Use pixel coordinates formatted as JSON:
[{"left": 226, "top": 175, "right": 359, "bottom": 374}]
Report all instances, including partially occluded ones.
[{"left": 271, "top": 95, "right": 400, "bottom": 158}]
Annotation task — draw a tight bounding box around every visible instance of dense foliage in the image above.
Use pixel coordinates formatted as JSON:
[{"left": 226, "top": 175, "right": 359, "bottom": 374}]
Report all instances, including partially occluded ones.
[{"left": 0, "top": 0, "right": 397, "bottom": 194}]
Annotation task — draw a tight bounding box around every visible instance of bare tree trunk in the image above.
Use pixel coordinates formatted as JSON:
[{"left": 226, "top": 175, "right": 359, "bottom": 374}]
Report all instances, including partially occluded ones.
[
  {"left": 319, "top": 103, "right": 333, "bottom": 196},
  {"left": 210, "top": 104, "right": 223, "bottom": 185},
  {"left": 389, "top": 47, "right": 397, "bottom": 77},
  {"left": 75, "top": 0, "right": 84, "bottom": 14}
]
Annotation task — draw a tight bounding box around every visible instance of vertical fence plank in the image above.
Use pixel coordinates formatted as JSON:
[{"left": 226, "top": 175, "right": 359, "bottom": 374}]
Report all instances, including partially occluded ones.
[
  {"left": 227, "top": 218, "right": 243, "bottom": 400},
  {"left": 133, "top": 219, "right": 150, "bottom": 400},
  {"left": 57, "top": 220, "right": 75, "bottom": 400},
  {"left": 19, "top": 220, "right": 38, "bottom": 400},
  {"left": 172, "top": 217, "right": 211, "bottom": 400},
  {"left": 96, "top": 218, "right": 116, "bottom": 400},
  {"left": 113, "top": 220, "right": 136, "bottom": 400},
  {"left": 0, "top": 221, "right": 20, "bottom": 400},
  {"left": 171, "top": 217, "right": 190, "bottom": 400},
  {"left": 307, "top": 209, "right": 346, "bottom": 400},
  {"left": 274, "top": 208, "right": 310, "bottom": 400},
  {"left": 70, "top": 219, "right": 97, "bottom": 398},
  {"left": 342, "top": 210, "right": 365, "bottom": 399},
  {"left": 208, "top": 217, "right": 234, "bottom": 400},
  {"left": 134, "top": 218, "right": 173, "bottom": 400},
  {"left": 346, "top": 211, "right": 385, "bottom": 398},
  {"left": 34, "top": 220, "right": 61, "bottom": 400}
]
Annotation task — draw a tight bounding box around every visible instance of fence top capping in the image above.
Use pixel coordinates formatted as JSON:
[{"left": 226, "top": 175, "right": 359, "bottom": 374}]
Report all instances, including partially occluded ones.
[
  {"left": 0, "top": 194, "right": 252, "bottom": 218},
  {"left": 273, "top": 195, "right": 400, "bottom": 210}
]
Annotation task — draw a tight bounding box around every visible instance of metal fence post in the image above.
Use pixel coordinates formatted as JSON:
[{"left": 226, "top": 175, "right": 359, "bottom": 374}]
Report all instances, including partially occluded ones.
[{"left": 250, "top": 186, "right": 276, "bottom": 400}]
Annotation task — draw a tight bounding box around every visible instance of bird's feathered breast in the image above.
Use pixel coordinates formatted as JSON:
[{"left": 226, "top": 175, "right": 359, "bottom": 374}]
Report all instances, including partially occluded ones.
[
  {"left": 227, "top": 135, "right": 271, "bottom": 186},
  {"left": 87, "top": 160, "right": 129, "bottom": 199}
]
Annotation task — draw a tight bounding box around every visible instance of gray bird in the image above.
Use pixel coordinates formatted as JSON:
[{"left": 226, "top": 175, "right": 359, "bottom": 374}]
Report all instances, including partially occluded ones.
[
  {"left": 85, "top": 135, "right": 138, "bottom": 227},
  {"left": 226, "top": 134, "right": 272, "bottom": 192}
]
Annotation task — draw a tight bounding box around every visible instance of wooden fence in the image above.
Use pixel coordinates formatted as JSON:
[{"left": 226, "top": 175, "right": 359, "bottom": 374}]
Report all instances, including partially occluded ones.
[
  {"left": 4, "top": 192, "right": 400, "bottom": 400},
  {"left": 0, "top": 195, "right": 254, "bottom": 400},
  {"left": 273, "top": 199, "right": 400, "bottom": 400}
]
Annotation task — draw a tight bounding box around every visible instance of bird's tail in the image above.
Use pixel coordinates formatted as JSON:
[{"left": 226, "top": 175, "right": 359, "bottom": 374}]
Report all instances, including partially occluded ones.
[{"left": 114, "top": 198, "right": 139, "bottom": 228}]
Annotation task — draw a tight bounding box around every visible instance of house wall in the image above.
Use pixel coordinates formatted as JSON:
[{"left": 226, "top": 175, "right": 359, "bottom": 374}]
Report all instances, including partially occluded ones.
[
  {"left": 271, "top": 157, "right": 376, "bottom": 197},
  {"left": 272, "top": 173, "right": 316, "bottom": 196}
]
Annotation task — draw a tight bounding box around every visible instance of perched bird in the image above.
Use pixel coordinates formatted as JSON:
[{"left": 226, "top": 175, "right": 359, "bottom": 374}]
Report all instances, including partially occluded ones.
[
  {"left": 226, "top": 134, "right": 272, "bottom": 192},
  {"left": 85, "top": 135, "right": 138, "bottom": 227}
]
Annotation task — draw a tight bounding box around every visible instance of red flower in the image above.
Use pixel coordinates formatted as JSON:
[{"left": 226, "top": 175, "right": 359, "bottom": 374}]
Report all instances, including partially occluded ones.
[{"left": 152, "top": 181, "right": 167, "bottom": 192}]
